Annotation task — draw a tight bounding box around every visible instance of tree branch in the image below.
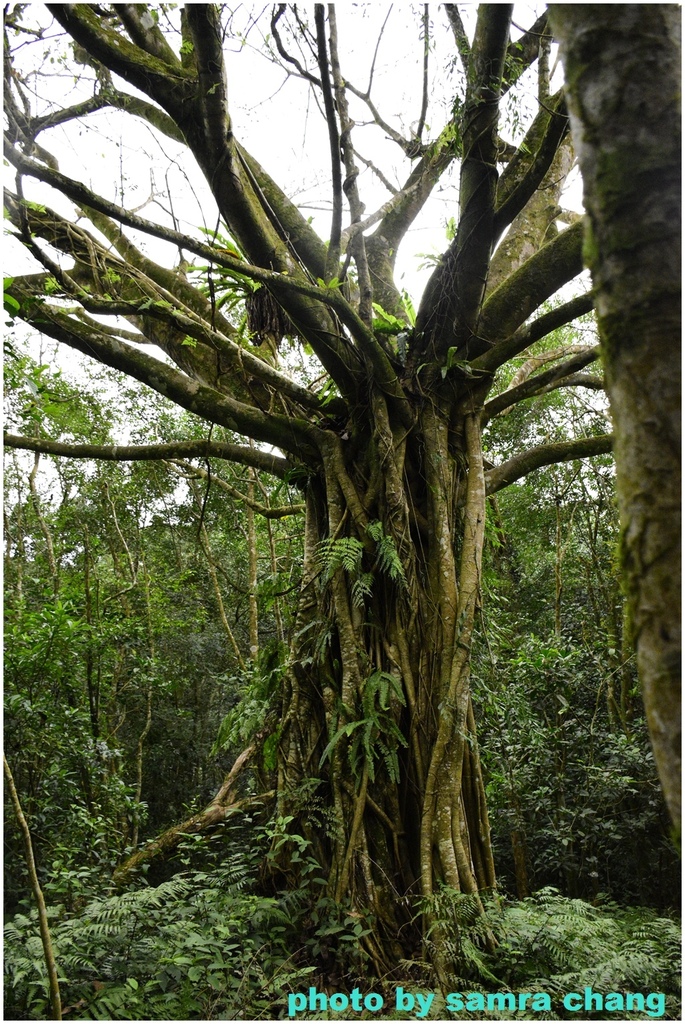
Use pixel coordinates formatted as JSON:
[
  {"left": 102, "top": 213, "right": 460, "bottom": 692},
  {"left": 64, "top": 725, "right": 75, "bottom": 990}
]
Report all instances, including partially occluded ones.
[
  {"left": 112, "top": 734, "right": 276, "bottom": 885},
  {"left": 4, "top": 434, "right": 293, "bottom": 479},
  {"left": 415, "top": 5, "right": 513, "bottom": 357},
  {"left": 116, "top": 4, "right": 181, "bottom": 68},
  {"left": 7, "top": 195, "right": 338, "bottom": 416},
  {"left": 271, "top": 5, "right": 321, "bottom": 86},
  {"left": 47, "top": 4, "right": 193, "bottom": 113},
  {"left": 478, "top": 220, "right": 585, "bottom": 343},
  {"left": 4, "top": 148, "right": 363, "bottom": 397},
  {"left": 167, "top": 460, "right": 304, "bottom": 516},
  {"left": 471, "top": 292, "right": 595, "bottom": 373},
  {"left": 184, "top": 5, "right": 230, "bottom": 158},
  {"left": 494, "top": 90, "right": 569, "bottom": 236},
  {"left": 314, "top": 5, "right": 343, "bottom": 278},
  {"left": 327, "top": 5, "right": 373, "bottom": 326},
  {"left": 10, "top": 303, "right": 322, "bottom": 462},
  {"left": 444, "top": 5, "right": 470, "bottom": 74},
  {"left": 503, "top": 12, "right": 549, "bottom": 93},
  {"left": 415, "top": 5, "right": 430, "bottom": 142},
  {"left": 482, "top": 346, "right": 601, "bottom": 422},
  {"left": 485, "top": 434, "right": 614, "bottom": 494}
]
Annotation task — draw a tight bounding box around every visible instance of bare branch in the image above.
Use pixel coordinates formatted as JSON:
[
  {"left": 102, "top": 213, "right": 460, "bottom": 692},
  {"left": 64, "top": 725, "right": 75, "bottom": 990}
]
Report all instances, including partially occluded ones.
[
  {"left": 352, "top": 148, "right": 398, "bottom": 195},
  {"left": 485, "top": 434, "right": 614, "bottom": 495},
  {"left": 184, "top": 5, "right": 230, "bottom": 155},
  {"left": 549, "top": 372, "right": 604, "bottom": 391},
  {"left": 271, "top": 5, "right": 321, "bottom": 86},
  {"left": 4, "top": 434, "right": 292, "bottom": 478},
  {"left": 482, "top": 346, "right": 601, "bottom": 422},
  {"left": 344, "top": 81, "right": 418, "bottom": 157},
  {"left": 415, "top": 5, "right": 513, "bottom": 357},
  {"left": 327, "top": 6, "right": 375, "bottom": 329},
  {"left": 415, "top": 6, "right": 430, "bottom": 142},
  {"left": 472, "top": 293, "right": 595, "bottom": 373},
  {"left": 167, "top": 460, "right": 304, "bottom": 517},
  {"left": 314, "top": 5, "right": 343, "bottom": 278}
]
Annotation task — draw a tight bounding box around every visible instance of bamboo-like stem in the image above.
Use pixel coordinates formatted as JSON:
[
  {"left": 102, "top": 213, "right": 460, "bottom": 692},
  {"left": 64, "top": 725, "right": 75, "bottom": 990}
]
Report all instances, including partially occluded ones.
[
  {"left": 28, "top": 453, "right": 59, "bottom": 594},
  {"left": 4, "top": 755, "right": 62, "bottom": 1020}
]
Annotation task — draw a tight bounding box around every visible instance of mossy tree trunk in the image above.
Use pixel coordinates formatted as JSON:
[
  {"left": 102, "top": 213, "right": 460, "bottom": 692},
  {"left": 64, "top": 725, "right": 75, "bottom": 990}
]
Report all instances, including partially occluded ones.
[
  {"left": 4, "top": 3, "right": 629, "bottom": 968},
  {"left": 551, "top": 4, "right": 681, "bottom": 830}
]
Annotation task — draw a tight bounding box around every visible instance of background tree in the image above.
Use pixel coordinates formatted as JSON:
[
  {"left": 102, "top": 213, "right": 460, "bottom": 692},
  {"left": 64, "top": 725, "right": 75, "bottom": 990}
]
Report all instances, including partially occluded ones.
[
  {"left": 5, "top": 3, "right": 667, "bottom": 974},
  {"left": 549, "top": 4, "right": 681, "bottom": 831}
]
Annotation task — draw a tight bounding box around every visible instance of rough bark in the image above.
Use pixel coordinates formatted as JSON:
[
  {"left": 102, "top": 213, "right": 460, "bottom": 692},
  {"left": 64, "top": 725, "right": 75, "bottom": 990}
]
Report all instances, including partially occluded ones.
[{"left": 551, "top": 4, "right": 681, "bottom": 829}]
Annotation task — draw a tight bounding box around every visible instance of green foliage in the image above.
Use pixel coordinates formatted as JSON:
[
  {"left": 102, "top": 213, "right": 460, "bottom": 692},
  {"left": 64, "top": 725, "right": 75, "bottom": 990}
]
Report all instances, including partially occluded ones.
[
  {"left": 366, "top": 520, "right": 407, "bottom": 588},
  {"left": 318, "top": 534, "right": 365, "bottom": 580},
  {"left": 211, "top": 643, "right": 285, "bottom": 756},
  {"left": 372, "top": 302, "right": 407, "bottom": 335},
  {"left": 400, "top": 289, "right": 417, "bottom": 327},
  {"left": 496, "top": 890, "right": 681, "bottom": 1019},
  {"left": 5, "top": 601, "right": 138, "bottom": 910},
  {"left": 317, "top": 534, "right": 371, "bottom": 608},
  {"left": 422, "top": 887, "right": 503, "bottom": 990},
  {"left": 474, "top": 627, "right": 675, "bottom": 905}
]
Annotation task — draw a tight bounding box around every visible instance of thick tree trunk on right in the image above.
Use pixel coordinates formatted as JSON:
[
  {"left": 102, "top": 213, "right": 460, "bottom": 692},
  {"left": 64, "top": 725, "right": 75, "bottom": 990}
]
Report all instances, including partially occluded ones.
[{"left": 551, "top": 5, "right": 681, "bottom": 828}]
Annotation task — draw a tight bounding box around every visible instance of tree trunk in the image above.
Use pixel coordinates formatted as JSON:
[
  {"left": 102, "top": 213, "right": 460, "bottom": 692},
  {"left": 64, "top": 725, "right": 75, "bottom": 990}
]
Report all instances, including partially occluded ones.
[
  {"left": 275, "top": 398, "right": 496, "bottom": 968},
  {"left": 550, "top": 4, "right": 681, "bottom": 829}
]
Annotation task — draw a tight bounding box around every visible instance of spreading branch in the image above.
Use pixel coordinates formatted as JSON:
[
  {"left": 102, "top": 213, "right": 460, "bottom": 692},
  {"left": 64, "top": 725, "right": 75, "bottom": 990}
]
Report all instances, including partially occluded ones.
[
  {"left": 472, "top": 293, "right": 595, "bottom": 373},
  {"left": 4, "top": 434, "right": 292, "bottom": 479},
  {"left": 478, "top": 220, "right": 585, "bottom": 343},
  {"left": 485, "top": 434, "right": 614, "bottom": 494},
  {"left": 482, "top": 346, "right": 601, "bottom": 422}
]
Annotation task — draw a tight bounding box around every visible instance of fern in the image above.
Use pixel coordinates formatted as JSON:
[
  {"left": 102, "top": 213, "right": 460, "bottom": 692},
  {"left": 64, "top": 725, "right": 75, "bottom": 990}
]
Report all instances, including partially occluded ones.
[
  {"left": 317, "top": 526, "right": 406, "bottom": 610},
  {"left": 317, "top": 535, "right": 364, "bottom": 581},
  {"left": 4, "top": 836, "right": 311, "bottom": 1021},
  {"left": 319, "top": 670, "right": 407, "bottom": 786},
  {"left": 418, "top": 887, "right": 681, "bottom": 1019},
  {"left": 366, "top": 520, "right": 407, "bottom": 588}
]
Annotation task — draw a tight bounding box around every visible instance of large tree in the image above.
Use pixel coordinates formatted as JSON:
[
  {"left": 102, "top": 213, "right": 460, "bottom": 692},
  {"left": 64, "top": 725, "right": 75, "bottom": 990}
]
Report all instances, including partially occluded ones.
[{"left": 5, "top": 4, "right": 624, "bottom": 968}]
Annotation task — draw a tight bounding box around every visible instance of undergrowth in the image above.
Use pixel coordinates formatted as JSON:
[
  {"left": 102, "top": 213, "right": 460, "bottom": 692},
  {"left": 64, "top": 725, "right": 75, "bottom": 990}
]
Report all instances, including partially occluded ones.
[{"left": 4, "top": 837, "right": 681, "bottom": 1022}]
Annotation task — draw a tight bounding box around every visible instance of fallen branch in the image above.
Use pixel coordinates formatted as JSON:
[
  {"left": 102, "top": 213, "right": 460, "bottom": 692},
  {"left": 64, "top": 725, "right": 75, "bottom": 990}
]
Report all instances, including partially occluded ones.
[{"left": 112, "top": 738, "right": 275, "bottom": 885}]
